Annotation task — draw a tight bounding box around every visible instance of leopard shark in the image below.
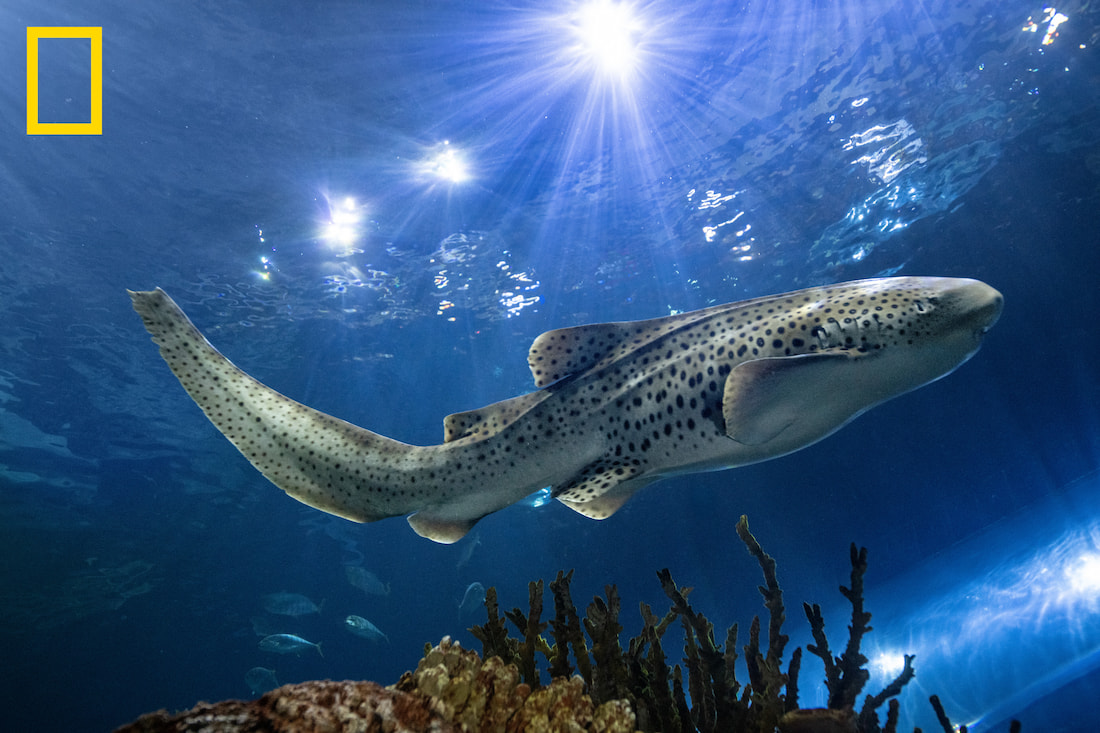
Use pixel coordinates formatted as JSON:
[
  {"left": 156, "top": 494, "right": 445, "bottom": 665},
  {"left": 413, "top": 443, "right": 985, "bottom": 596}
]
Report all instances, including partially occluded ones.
[{"left": 130, "top": 276, "right": 1002, "bottom": 543}]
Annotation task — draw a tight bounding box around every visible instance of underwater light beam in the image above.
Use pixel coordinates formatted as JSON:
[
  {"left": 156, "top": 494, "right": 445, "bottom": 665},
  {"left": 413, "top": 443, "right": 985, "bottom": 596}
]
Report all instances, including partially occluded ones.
[
  {"left": 854, "top": 473, "right": 1100, "bottom": 731},
  {"left": 571, "top": 0, "right": 645, "bottom": 80}
]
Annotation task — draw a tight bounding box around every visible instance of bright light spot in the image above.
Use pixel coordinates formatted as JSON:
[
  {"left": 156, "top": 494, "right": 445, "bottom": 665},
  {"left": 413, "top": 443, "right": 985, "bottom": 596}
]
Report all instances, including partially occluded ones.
[
  {"left": 425, "top": 142, "right": 471, "bottom": 184},
  {"left": 496, "top": 259, "right": 540, "bottom": 317},
  {"left": 1023, "top": 8, "right": 1069, "bottom": 45},
  {"left": 1043, "top": 11, "right": 1069, "bottom": 44},
  {"left": 323, "top": 223, "right": 357, "bottom": 248},
  {"left": 571, "top": 0, "right": 644, "bottom": 80},
  {"left": 332, "top": 197, "right": 360, "bottom": 225},
  {"left": 871, "top": 651, "right": 907, "bottom": 679},
  {"left": 320, "top": 196, "right": 365, "bottom": 251},
  {"left": 845, "top": 120, "right": 926, "bottom": 184},
  {"left": 253, "top": 254, "right": 275, "bottom": 281},
  {"left": 699, "top": 199, "right": 749, "bottom": 246},
  {"left": 697, "top": 190, "right": 740, "bottom": 210},
  {"left": 1066, "top": 553, "right": 1100, "bottom": 594},
  {"left": 526, "top": 487, "right": 552, "bottom": 508}
]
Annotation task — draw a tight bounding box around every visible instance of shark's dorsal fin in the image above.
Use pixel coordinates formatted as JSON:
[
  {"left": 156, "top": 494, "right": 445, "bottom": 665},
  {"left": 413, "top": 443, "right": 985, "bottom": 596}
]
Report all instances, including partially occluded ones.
[
  {"left": 527, "top": 323, "right": 627, "bottom": 387},
  {"left": 443, "top": 390, "right": 550, "bottom": 442},
  {"left": 528, "top": 307, "right": 725, "bottom": 387}
]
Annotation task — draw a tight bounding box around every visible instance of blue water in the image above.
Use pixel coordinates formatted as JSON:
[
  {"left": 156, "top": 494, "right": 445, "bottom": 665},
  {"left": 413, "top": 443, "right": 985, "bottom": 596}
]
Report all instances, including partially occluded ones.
[{"left": 2, "top": 0, "right": 1098, "bottom": 730}]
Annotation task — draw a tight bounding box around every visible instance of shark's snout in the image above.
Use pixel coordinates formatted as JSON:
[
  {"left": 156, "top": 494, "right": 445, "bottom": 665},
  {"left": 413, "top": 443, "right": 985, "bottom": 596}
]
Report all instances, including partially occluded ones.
[{"left": 950, "top": 278, "right": 1004, "bottom": 336}]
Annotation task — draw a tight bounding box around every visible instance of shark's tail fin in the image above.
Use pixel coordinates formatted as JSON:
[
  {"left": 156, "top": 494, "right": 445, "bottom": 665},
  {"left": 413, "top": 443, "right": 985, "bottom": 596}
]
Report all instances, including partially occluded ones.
[{"left": 129, "top": 288, "right": 420, "bottom": 524}]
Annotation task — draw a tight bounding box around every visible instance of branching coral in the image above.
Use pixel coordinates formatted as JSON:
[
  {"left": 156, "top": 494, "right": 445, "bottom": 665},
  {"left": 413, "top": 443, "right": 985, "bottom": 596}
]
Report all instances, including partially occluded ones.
[{"left": 470, "top": 515, "right": 1020, "bottom": 733}]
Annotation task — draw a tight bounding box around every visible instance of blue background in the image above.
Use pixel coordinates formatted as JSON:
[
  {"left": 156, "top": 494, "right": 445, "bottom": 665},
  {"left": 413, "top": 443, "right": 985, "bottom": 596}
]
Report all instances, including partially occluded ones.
[{"left": 2, "top": 1, "right": 1098, "bottom": 730}]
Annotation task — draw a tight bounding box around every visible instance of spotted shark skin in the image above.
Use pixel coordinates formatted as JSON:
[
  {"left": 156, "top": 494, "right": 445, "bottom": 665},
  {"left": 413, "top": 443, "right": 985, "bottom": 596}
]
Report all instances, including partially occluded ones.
[{"left": 130, "top": 277, "right": 1002, "bottom": 543}]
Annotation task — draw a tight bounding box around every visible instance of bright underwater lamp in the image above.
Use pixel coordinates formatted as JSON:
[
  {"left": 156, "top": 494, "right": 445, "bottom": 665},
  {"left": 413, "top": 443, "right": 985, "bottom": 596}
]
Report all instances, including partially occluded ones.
[
  {"left": 833, "top": 471, "right": 1100, "bottom": 731},
  {"left": 1065, "top": 551, "right": 1100, "bottom": 594},
  {"left": 570, "top": 0, "right": 645, "bottom": 80}
]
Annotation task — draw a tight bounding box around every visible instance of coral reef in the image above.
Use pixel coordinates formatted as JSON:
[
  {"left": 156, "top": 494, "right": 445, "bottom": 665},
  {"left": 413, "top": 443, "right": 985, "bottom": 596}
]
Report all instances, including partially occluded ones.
[
  {"left": 115, "top": 680, "right": 454, "bottom": 733},
  {"left": 393, "top": 637, "right": 635, "bottom": 732},
  {"left": 116, "top": 515, "right": 1022, "bottom": 733},
  {"left": 116, "top": 639, "right": 635, "bottom": 733}
]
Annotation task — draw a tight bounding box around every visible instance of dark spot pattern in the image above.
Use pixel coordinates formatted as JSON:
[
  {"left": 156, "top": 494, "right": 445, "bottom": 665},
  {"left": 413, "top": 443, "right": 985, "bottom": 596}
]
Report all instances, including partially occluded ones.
[{"left": 131, "top": 276, "right": 986, "bottom": 540}]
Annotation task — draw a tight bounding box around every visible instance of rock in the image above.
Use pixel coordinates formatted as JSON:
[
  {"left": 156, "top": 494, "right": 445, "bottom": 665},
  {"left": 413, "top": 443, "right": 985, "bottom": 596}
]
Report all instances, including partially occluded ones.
[
  {"left": 114, "top": 680, "right": 455, "bottom": 733},
  {"left": 115, "top": 638, "right": 638, "bottom": 733}
]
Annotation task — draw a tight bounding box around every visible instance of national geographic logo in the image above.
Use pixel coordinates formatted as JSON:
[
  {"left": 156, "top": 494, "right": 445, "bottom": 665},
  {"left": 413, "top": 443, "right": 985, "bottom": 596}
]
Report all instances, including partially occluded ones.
[{"left": 26, "top": 26, "right": 102, "bottom": 135}]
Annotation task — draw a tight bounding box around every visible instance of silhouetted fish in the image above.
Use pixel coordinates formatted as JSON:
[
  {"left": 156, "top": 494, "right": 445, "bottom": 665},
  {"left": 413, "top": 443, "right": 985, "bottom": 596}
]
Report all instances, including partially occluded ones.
[
  {"left": 261, "top": 592, "right": 322, "bottom": 617},
  {"left": 458, "top": 581, "right": 486, "bottom": 616},
  {"left": 259, "top": 633, "right": 323, "bottom": 657},
  {"left": 244, "top": 666, "right": 279, "bottom": 695},
  {"left": 344, "top": 565, "right": 390, "bottom": 597},
  {"left": 344, "top": 615, "right": 388, "bottom": 644}
]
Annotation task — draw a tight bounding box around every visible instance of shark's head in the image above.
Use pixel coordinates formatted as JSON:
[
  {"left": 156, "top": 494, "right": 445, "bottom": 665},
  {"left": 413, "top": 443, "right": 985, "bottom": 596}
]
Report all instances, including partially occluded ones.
[
  {"left": 895, "top": 276, "right": 1003, "bottom": 371},
  {"left": 800, "top": 276, "right": 1003, "bottom": 387},
  {"left": 717, "top": 276, "right": 1003, "bottom": 455}
]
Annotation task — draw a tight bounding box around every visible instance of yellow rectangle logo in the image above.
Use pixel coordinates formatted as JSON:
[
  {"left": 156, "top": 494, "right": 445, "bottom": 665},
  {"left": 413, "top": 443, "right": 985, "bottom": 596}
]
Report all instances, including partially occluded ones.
[{"left": 27, "top": 26, "right": 103, "bottom": 135}]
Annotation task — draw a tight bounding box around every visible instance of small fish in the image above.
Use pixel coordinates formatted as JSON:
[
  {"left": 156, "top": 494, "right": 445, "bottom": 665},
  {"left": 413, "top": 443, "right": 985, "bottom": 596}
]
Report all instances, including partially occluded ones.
[
  {"left": 454, "top": 532, "right": 481, "bottom": 571},
  {"left": 344, "top": 566, "right": 390, "bottom": 597},
  {"left": 244, "top": 666, "right": 279, "bottom": 695},
  {"left": 131, "top": 277, "right": 1002, "bottom": 543},
  {"left": 262, "top": 592, "right": 323, "bottom": 617},
  {"left": 344, "top": 614, "right": 388, "bottom": 644},
  {"left": 458, "top": 581, "right": 486, "bottom": 617},
  {"left": 259, "top": 633, "right": 323, "bottom": 657}
]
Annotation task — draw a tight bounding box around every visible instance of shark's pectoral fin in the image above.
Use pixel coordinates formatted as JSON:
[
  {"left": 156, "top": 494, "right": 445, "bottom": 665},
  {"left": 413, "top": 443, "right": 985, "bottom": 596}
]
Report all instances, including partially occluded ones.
[
  {"left": 552, "top": 460, "right": 657, "bottom": 519},
  {"left": 407, "top": 510, "right": 483, "bottom": 544},
  {"left": 723, "top": 352, "right": 874, "bottom": 447}
]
